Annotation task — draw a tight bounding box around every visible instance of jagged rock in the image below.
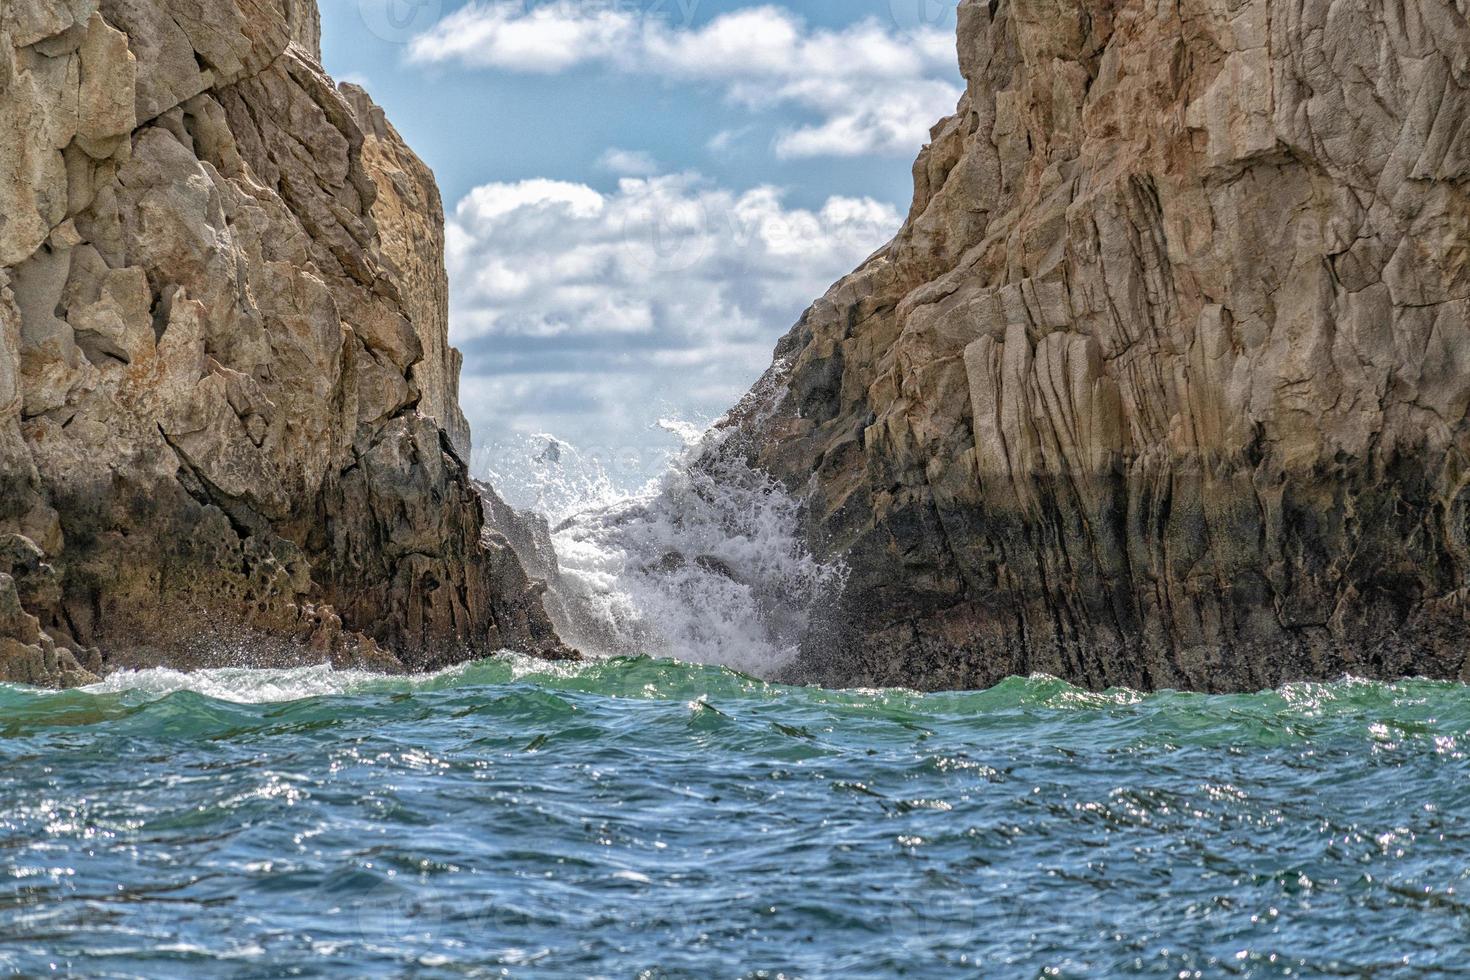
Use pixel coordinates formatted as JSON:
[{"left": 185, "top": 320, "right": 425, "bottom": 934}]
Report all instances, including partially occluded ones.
[
  {"left": 0, "top": 534, "right": 63, "bottom": 614},
  {"left": 729, "top": 0, "right": 1470, "bottom": 693},
  {"left": 0, "top": 571, "right": 95, "bottom": 687},
  {"left": 342, "top": 83, "right": 472, "bottom": 461},
  {"left": 0, "top": 574, "right": 42, "bottom": 647},
  {"left": 475, "top": 479, "right": 590, "bottom": 653},
  {"left": 0, "top": 0, "right": 569, "bottom": 685}
]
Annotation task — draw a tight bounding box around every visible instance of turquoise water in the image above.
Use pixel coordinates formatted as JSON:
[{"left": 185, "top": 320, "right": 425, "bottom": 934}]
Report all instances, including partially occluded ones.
[{"left": 2, "top": 656, "right": 1469, "bottom": 977}]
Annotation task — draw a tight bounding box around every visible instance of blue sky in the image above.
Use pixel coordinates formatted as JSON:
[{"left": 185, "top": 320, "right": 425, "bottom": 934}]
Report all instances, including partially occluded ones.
[{"left": 320, "top": 0, "right": 962, "bottom": 485}]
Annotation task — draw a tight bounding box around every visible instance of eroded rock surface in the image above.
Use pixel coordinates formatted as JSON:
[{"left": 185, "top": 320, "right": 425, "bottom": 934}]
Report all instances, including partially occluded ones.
[
  {"left": 0, "top": 0, "right": 567, "bottom": 686},
  {"left": 731, "top": 0, "right": 1470, "bottom": 692},
  {"left": 343, "top": 82, "right": 471, "bottom": 460},
  {"left": 475, "top": 480, "right": 584, "bottom": 656}
]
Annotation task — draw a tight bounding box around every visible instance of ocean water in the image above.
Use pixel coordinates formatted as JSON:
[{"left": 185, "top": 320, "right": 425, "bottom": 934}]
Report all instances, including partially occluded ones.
[
  {"left": 3, "top": 659, "right": 1470, "bottom": 977},
  {"left": 7, "top": 430, "right": 1469, "bottom": 976}
]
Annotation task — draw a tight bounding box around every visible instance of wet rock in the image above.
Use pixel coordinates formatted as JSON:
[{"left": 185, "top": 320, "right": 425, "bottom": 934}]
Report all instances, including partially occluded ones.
[
  {"left": 475, "top": 480, "right": 582, "bottom": 660},
  {"left": 729, "top": 0, "right": 1470, "bottom": 692},
  {"left": 0, "top": 572, "right": 95, "bottom": 688}
]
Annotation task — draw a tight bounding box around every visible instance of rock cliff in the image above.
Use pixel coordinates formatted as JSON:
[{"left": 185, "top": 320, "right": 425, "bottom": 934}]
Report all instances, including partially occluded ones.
[
  {"left": 730, "top": 0, "right": 1470, "bottom": 692},
  {"left": 0, "top": 0, "right": 567, "bottom": 685}
]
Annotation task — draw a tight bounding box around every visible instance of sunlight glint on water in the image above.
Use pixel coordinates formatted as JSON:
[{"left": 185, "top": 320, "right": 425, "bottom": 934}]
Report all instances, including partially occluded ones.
[{"left": 3, "top": 662, "right": 1470, "bottom": 976}]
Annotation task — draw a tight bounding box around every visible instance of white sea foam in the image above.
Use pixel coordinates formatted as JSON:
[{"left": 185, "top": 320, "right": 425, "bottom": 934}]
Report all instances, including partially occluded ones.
[
  {"left": 484, "top": 433, "right": 645, "bottom": 528},
  {"left": 65, "top": 653, "right": 628, "bottom": 704},
  {"left": 487, "top": 415, "right": 845, "bottom": 678},
  {"left": 79, "top": 663, "right": 452, "bottom": 704}
]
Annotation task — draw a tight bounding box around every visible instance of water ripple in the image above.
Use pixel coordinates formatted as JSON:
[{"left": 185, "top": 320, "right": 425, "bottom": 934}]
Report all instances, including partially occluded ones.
[{"left": 1, "top": 660, "right": 1469, "bottom": 976}]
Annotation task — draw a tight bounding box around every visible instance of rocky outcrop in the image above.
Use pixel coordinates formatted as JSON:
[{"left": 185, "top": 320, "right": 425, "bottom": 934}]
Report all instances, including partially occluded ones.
[
  {"left": 730, "top": 0, "right": 1470, "bottom": 692},
  {"left": 0, "top": 0, "right": 568, "bottom": 685},
  {"left": 475, "top": 480, "right": 585, "bottom": 654},
  {"left": 342, "top": 82, "right": 471, "bottom": 460}
]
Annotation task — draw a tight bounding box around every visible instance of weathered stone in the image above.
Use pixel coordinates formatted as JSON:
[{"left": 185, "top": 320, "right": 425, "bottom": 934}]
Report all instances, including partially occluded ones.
[
  {"left": 341, "top": 83, "right": 472, "bottom": 459},
  {"left": 75, "top": 12, "right": 134, "bottom": 158},
  {"left": 728, "top": 0, "right": 1470, "bottom": 693},
  {"left": 0, "top": 0, "right": 570, "bottom": 686},
  {"left": 0, "top": 575, "right": 42, "bottom": 647}
]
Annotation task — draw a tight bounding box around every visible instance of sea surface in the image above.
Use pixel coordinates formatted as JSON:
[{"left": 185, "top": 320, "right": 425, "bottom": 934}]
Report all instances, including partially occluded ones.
[{"left": 3, "top": 657, "right": 1469, "bottom": 978}]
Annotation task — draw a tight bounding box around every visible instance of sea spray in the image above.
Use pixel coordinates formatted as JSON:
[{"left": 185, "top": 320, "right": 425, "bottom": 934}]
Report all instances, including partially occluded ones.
[
  {"left": 483, "top": 416, "right": 844, "bottom": 676},
  {"left": 484, "top": 434, "right": 638, "bottom": 529}
]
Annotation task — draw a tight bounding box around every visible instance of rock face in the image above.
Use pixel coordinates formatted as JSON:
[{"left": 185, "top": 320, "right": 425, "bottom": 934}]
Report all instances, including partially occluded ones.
[
  {"left": 0, "top": 0, "right": 567, "bottom": 685},
  {"left": 475, "top": 480, "right": 584, "bottom": 653},
  {"left": 342, "top": 82, "right": 471, "bottom": 460},
  {"left": 731, "top": 0, "right": 1470, "bottom": 692}
]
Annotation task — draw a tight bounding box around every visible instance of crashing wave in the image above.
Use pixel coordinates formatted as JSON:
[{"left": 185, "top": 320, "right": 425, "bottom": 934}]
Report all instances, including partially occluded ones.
[{"left": 483, "top": 412, "right": 845, "bottom": 678}]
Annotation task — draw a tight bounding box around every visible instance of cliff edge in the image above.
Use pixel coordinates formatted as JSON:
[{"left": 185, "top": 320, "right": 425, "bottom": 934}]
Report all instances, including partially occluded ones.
[
  {"left": 0, "top": 0, "right": 567, "bottom": 685},
  {"left": 731, "top": 0, "right": 1470, "bottom": 692}
]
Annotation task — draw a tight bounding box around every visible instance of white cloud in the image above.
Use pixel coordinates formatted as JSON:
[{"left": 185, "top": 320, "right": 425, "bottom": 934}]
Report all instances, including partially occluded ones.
[
  {"left": 407, "top": 1, "right": 636, "bottom": 72},
  {"left": 409, "top": 3, "right": 961, "bottom": 158},
  {"left": 456, "top": 178, "right": 605, "bottom": 222},
  {"left": 445, "top": 171, "right": 902, "bottom": 465},
  {"left": 597, "top": 148, "right": 660, "bottom": 176}
]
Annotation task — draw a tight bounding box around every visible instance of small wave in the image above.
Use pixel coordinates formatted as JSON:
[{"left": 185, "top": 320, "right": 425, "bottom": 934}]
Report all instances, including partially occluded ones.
[
  {"left": 71, "top": 659, "right": 558, "bottom": 705},
  {"left": 3, "top": 663, "right": 1467, "bottom": 749},
  {"left": 58, "top": 654, "right": 764, "bottom": 707},
  {"left": 80, "top": 663, "right": 420, "bottom": 704},
  {"left": 74, "top": 656, "right": 615, "bottom": 705}
]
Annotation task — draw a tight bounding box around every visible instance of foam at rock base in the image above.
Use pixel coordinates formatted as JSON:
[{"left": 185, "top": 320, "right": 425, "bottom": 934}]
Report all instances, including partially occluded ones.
[{"left": 486, "top": 423, "right": 846, "bottom": 679}]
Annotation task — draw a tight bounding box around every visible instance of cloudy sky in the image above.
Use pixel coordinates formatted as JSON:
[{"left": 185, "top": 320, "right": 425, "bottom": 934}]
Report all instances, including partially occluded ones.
[{"left": 320, "top": 0, "right": 962, "bottom": 484}]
